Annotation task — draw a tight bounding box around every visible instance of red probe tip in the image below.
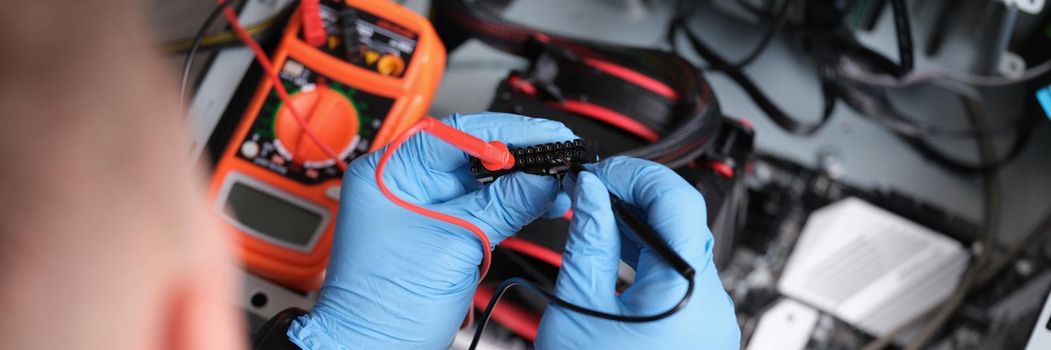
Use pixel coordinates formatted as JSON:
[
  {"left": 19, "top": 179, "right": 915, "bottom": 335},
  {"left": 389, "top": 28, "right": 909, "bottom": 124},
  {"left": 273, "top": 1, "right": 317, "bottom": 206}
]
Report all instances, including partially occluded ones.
[{"left": 481, "top": 141, "right": 515, "bottom": 171}]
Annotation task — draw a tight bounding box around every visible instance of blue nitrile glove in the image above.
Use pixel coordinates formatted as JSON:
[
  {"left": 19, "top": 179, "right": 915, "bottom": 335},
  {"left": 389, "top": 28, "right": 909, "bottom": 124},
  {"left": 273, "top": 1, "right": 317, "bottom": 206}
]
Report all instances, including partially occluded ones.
[
  {"left": 288, "top": 113, "right": 575, "bottom": 349},
  {"left": 535, "top": 156, "right": 740, "bottom": 349}
]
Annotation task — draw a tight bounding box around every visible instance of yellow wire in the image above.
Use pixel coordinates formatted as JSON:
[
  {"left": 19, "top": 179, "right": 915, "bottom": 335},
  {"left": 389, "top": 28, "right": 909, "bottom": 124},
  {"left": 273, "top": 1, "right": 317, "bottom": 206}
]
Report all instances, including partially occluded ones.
[{"left": 163, "top": 16, "right": 278, "bottom": 53}]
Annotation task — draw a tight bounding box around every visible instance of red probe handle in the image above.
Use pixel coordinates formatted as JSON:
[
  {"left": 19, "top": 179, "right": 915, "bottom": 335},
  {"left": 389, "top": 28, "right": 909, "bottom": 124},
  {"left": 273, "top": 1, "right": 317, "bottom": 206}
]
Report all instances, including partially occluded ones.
[
  {"left": 419, "top": 117, "right": 515, "bottom": 171},
  {"left": 301, "top": 0, "right": 326, "bottom": 48}
]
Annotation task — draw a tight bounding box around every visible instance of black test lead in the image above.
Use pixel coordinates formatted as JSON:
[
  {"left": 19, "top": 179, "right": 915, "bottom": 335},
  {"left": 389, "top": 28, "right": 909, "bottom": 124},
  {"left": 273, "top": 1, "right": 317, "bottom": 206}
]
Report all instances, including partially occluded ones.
[{"left": 467, "top": 158, "right": 698, "bottom": 350}]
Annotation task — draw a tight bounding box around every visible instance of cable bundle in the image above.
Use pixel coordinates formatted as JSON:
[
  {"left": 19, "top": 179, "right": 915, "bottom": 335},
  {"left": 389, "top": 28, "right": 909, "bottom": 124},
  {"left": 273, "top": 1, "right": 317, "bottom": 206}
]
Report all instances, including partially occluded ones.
[
  {"left": 431, "top": 0, "right": 725, "bottom": 169},
  {"left": 665, "top": 0, "right": 1042, "bottom": 174}
]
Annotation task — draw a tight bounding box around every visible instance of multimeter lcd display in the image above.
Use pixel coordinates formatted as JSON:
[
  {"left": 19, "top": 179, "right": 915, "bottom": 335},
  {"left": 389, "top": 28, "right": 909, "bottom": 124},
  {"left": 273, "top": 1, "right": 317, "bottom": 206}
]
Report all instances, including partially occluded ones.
[{"left": 224, "top": 182, "right": 323, "bottom": 247}]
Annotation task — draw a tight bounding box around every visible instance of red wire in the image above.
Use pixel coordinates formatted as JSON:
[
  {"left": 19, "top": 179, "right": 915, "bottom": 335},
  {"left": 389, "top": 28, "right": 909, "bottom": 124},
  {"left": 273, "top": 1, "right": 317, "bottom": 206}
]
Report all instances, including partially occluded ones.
[
  {"left": 219, "top": 1, "right": 347, "bottom": 171},
  {"left": 375, "top": 118, "right": 495, "bottom": 281},
  {"left": 556, "top": 100, "right": 660, "bottom": 142},
  {"left": 500, "top": 237, "right": 563, "bottom": 268},
  {"left": 508, "top": 75, "right": 538, "bottom": 95},
  {"left": 507, "top": 76, "right": 660, "bottom": 142},
  {"left": 376, "top": 117, "right": 517, "bottom": 328},
  {"left": 223, "top": 2, "right": 517, "bottom": 329},
  {"left": 582, "top": 58, "right": 680, "bottom": 100},
  {"left": 473, "top": 284, "right": 541, "bottom": 340},
  {"left": 226, "top": 2, "right": 505, "bottom": 327},
  {"left": 562, "top": 208, "right": 574, "bottom": 221},
  {"left": 292, "top": 81, "right": 328, "bottom": 158},
  {"left": 484, "top": 238, "right": 565, "bottom": 340}
]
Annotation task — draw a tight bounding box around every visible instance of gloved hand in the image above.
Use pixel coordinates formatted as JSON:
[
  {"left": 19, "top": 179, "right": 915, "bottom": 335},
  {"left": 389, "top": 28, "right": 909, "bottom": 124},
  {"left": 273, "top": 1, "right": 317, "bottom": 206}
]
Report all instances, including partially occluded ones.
[
  {"left": 288, "top": 113, "right": 575, "bottom": 349},
  {"left": 535, "top": 156, "right": 740, "bottom": 349}
]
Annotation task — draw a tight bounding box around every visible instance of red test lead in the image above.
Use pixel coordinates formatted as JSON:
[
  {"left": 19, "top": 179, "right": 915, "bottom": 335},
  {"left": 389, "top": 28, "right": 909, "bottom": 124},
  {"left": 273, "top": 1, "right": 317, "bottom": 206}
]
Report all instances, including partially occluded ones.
[
  {"left": 300, "top": 0, "right": 326, "bottom": 48},
  {"left": 421, "top": 118, "right": 515, "bottom": 171},
  {"left": 375, "top": 116, "right": 516, "bottom": 283}
]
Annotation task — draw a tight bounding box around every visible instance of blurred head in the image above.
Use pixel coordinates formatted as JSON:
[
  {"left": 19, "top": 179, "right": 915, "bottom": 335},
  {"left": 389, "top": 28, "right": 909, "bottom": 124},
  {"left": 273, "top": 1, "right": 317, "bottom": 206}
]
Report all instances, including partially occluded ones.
[{"left": 0, "top": 1, "right": 243, "bottom": 349}]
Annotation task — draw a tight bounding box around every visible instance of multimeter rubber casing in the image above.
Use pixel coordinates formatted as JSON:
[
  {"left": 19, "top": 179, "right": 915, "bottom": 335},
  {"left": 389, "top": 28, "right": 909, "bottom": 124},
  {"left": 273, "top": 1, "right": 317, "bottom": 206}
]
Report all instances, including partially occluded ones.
[{"left": 208, "top": 0, "right": 445, "bottom": 291}]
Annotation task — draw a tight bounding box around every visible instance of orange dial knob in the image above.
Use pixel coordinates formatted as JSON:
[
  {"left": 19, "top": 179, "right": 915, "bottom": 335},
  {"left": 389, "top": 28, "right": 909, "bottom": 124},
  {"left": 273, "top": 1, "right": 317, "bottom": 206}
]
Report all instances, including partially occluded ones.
[{"left": 274, "top": 87, "right": 359, "bottom": 165}]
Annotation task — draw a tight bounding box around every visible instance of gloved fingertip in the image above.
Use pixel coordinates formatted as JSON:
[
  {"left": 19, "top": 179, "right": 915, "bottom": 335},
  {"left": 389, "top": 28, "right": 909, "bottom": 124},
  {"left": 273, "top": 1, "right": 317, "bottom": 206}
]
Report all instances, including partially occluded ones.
[
  {"left": 506, "top": 171, "right": 558, "bottom": 190},
  {"left": 492, "top": 172, "right": 560, "bottom": 212},
  {"left": 554, "top": 170, "right": 620, "bottom": 308},
  {"left": 542, "top": 192, "right": 572, "bottom": 219},
  {"left": 572, "top": 171, "right": 610, "bottom": 211}
]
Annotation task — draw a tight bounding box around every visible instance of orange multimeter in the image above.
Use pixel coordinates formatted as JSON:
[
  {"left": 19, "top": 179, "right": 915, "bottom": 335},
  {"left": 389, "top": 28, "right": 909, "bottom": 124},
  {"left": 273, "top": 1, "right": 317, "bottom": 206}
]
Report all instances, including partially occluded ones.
[{"left": 208, "top": 0, "right": 445, "bottom": 291}]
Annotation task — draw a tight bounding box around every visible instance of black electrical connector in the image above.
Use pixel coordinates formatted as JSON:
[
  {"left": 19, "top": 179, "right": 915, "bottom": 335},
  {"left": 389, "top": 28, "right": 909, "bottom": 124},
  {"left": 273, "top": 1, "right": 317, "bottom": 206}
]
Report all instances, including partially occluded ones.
[{"left": 469, "top": 139, "right": 599, "bottom": 183}]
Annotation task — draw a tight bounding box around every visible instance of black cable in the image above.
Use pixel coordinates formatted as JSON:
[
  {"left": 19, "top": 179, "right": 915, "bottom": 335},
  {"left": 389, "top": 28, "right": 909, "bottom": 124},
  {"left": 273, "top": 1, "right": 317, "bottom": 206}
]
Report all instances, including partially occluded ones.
[
  {"left": 902, "top": 96, "right": 1002, "bottom": 349},
  {"left": 732, "top": 0, "right": 768, "bottom": 18},
  {"left": 830, "top": 80, "right": 1036, "bottom": 173},
  {"left": 862, "top": 96, "right": 1004, "bottom": 350},
  {"left": 807, "top": 0, "right": 1028, "bottom": 142},
  {"left": 731, "top": 0, "right": 790, "bottom": 69},
  {"left": 896, "top": 126, "right": 1033, "bottom": 174},
  {"left": 832, "top": 80, "right": 1023, "bottom": 137},
  {"left": 812, "top": 1, "right": 1020, "bottom": 142},
  {"left": 671, "top": 0, "right": 992, "bottom": 142},
  {"left": 888, "top": 0, "right": 914, "bottom": 74},
  {"left": 614, "top": 52, "right": 723, "bottom": 168},
  {"left": 179, "top": 1, "right": 232, "bottom": 116},
  {"left": 671, "top": 0, "right": 1031, "bottom": 148},
  {"left": 664, "top": 0, "right": 1035, "bottom": 176},
  {"left": 468, "top": 163, "right": 698, "bottom": 350},
  {"left": 663, "top": 0, "right": 692, "bottom": 49},
  {"left": 468, "top": 276, "right": 695, "bottom": 350},
  {"left": 171, "top": 39, "right": 244, "bottom": 55},
  {"left": 438, "top": 0, "right": 723, "bottom": 168},
  {"left": 494, "top": 247, "right": 555, "bottom": 290},
  {"left": 826, "top": 45, "right": 1037, "bottom": 175},
  {"left": 673, "top": 12, "right": 838, "bottom": 136},
  {"left": 977, "top": 206, "right": 1051, "bottom": 286},
  {"left": 669, "top": 0, "right": 785, "bottom": 70},
  {"left": 771, "top": 1, "right": 1024, "bottom": 141},
  {"left": 820, "top": 8, "right": 1036, "bottom": 170}
]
